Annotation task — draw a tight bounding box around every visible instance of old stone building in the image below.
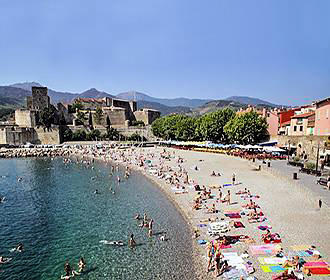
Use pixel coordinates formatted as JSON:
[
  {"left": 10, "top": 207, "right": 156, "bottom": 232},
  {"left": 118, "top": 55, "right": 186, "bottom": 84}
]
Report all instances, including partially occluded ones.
[
  {"left": 73, "top": 97, "right": 160, "bottom": 127},
  {"left": 1, "top": 87, "right": 61, "bottom": 145}
]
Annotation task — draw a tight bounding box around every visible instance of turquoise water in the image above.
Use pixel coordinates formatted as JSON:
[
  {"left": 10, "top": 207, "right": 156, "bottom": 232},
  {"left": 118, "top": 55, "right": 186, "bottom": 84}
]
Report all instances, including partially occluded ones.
[{"left": 0, "top": 158, "right": 196, "bottom": 280}]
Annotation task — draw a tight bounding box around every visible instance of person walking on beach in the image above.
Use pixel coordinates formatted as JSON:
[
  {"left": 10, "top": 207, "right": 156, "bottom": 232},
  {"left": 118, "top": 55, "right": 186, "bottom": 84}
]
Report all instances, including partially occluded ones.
[
  {"left": 232, "top": 173, "right": 236, "bottom": 186},
  {"left": 206, "top": 242, "right": 214, "bottom": 272}
]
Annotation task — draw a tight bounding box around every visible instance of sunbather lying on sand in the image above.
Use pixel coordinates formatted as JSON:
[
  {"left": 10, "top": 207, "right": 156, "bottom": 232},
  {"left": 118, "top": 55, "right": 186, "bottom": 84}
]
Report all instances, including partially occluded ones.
[
  {"left": 273, "top": 269, "right": 299, "bottom": 280},
  {"left": 248, "top": 208, "right": 260, "bottom": 221},
  {"left": 243, "top": 199, "right": 259, "bottom": 209},
  {"left": 262, "top": 229, "right": 281, "bottom": 243},
  {"left": 236, "top": 188, "right": 249, "bottom": 195},
  {"left": 282, "top": 256, "right": 300, "bottom": 270}
]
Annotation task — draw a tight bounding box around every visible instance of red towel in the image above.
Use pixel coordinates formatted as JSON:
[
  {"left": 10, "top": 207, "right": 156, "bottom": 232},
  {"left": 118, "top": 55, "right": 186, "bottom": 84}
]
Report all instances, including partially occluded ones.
[
  {"left": 309, "top": 267, "right": 330, "bottom": 275},
  {"left": 234, "top": 221, "right": 245, "bottom": 228}
]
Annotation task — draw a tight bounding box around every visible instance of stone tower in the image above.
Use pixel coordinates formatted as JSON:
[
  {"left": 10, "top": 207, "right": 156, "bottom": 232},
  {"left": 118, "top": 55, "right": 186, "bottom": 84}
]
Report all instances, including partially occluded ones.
[{"left": 27, "top": 87, "right": 50, "bottom": 110}]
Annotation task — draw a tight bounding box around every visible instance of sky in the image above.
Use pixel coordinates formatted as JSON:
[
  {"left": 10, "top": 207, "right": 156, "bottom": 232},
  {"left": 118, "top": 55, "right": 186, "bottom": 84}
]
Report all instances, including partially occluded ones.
[{"left": 0, "top": 0, "right": 329, "bottom": 106}]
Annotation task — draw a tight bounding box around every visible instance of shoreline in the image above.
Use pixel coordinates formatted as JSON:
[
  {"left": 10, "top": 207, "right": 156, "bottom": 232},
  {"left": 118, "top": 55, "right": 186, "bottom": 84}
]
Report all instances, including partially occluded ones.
[{"left": 2, "top": 145, "right": 330, "bottom": 279}]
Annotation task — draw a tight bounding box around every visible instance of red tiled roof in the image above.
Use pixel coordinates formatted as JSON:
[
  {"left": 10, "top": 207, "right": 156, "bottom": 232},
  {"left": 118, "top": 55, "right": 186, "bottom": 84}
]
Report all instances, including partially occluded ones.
[
  {"left": 291, "top": 112, "right": 315, "bottom": 119},
  {"left": 76, "top": 98, "right": 105, "bottom": 104},
  {"left": 280, "top": 120, "right": 291, "bottom": 127}
]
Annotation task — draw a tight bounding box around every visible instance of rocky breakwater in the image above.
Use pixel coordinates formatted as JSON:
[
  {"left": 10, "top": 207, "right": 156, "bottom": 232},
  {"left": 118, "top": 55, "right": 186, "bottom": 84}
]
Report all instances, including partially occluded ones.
[{"left": 0, "top": 148, "right": 71, "bottom": 158}]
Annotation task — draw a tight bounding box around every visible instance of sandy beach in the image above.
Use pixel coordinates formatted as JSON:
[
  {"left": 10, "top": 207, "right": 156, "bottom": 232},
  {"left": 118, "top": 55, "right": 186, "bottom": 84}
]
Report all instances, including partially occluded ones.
[
  {"left": 101, "top": 146, "right": 330, "bottom": 280},
  {"left": 3, "top": 145, "right": 329, "bottom": 279}
]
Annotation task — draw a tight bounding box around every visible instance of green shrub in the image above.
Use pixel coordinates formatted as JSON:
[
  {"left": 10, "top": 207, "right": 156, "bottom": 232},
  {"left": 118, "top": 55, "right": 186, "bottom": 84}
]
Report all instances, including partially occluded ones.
[
  {"left": 293, "top": 156, "right": 301, "bottom": 162},
  {"left": 305, "top": 162, "right": 316, "bottom": 170}
]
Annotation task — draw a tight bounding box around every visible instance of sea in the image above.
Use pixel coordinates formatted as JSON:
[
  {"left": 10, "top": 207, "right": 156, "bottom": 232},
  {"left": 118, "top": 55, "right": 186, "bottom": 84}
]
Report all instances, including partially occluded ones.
[{"left": 0, "top": 158, "right": 197, "bottom": 280}]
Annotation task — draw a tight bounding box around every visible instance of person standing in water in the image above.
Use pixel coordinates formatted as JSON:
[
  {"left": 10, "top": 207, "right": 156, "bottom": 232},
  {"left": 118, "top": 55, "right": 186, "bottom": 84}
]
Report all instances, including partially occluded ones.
[
  {"left": 78, "top": 257, "right": 86, "bottom": 273},
  {"left": 64, "top": 261, "right": 72, "bottom": 276},
  {"left": 129, "top": 233, "right": 136, "bottom": 247}
]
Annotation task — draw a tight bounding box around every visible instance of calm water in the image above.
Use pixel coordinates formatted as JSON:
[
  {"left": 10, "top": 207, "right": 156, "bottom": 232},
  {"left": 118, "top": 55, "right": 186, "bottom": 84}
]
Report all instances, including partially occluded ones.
[{"left": 0, "top": 158, "right": 196, "bottom": 280}]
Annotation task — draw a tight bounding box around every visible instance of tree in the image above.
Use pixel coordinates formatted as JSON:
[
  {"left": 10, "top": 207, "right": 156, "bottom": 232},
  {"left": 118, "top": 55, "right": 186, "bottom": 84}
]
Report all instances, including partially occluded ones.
[
  {"left": 76, "top": 111, "right": 86, "bottom": 125},
  {"left": 39, "top": 105, "right": 57, "bottom": 129},
  {"left": 224, "top": 111, "right": 269, "bottom": 144},
  {"left": 174, "top": 117, "right": 198, "bottom": 141},
  {"left": 106, "top": 127, "right": 119, "bottom": 140},
  {"left": 72, "top": 129, "right": 87, "bottom": 141},
  {"left": 195, "top": 108, "right": 235, "bottom": 142},
  {"left": 88, "top": 111, "right": 93, "bottom": 128},
  {"left": 72, "top": 100, "right": 84, "bottom": 112},
  {"left": 59, "top": 112, "right": 66, "bottom": 125},
  {"left": 128, "top": 132, "right": 147, "bottom": 142},
  {"left": 106, "top": 115, "right": 111, "bottom": 128},
  {"left": 151, "top": 114, "right": 187, "bottom": 140},
  {"left": 87, "top": 129, "right": 101, "bottom": 141},
  {"left": 94, "top": 107, "right": 103, "bottom": 125},
  {"left": 62, "top": 127, "right": 73, "bottom": 142}
]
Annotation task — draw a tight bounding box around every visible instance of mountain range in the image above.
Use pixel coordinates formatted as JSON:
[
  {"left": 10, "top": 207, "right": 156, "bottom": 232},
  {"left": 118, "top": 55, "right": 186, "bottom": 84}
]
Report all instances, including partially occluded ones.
[{"left": 0, "top": 82, "right": 281, "bottom": 117}]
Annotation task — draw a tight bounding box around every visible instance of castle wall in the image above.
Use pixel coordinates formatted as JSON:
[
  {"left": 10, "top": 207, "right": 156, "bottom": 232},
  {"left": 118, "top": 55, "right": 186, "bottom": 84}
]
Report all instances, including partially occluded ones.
[
  {"left": 103, "top": 108, "right": 128, "bottom": 126},
  {"left": 112, "top": 99, "right": 135, "bottom": 120},
  {"left": 15, "top": 109, "right": 37, "bottom": 127},
  {"left": 134, "top": 109, "right": 160, "bottom": 125},
  {"left": 35, "top": 126, "right": 61, "bottom": 144},
  {"left": 0, "top": 126, "right": 37, "bottom": 145}
]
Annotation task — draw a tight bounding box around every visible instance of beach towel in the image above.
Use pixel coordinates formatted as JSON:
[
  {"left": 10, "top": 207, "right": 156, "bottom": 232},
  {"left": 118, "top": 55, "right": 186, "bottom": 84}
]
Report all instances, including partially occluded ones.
[
  {"left": 234, "top": 221, "right": 245, "bottom": 228},
  {"left": 264, "top": 238, "right": 282, "bottom": 244},
  {"left": 225, "top": 213, "right": 241, "bottom": 219},
  {"left": 290, "top": 245, "right": 311, "bottom": 251},
  {"left": 303, "top": 261, "right": 328, "bottom": 268},
  {"left": 258, "top": 225, "right": 272, "bottom": 231},
  {"left": 258, "top": 257, "right": 287, "bottom": 265},
  {"left": 308, "top": 267, "right": 330, "bottom": 275},
  {"left": 261, "top": 265, "right": 286, "bottom": 273},
  {"left": 295, "top": 250, "right": 313, "bottom": 257},
  {"left": 272, "top": 275, "right": 296, "bottom": 280},
  {"left": 197, "top": 239, "right": 207, "bottom": 245},
  {"left": 223, "top": 183, "right": 232, "bottom": 186},
  {"left": 250, "top": 244, "right": 281, "bottom": 255},
  {"left": 224, "top": 209, "right": 241, "bottom": 214},
  {"left": 223, "top": 268, "right": 248, "bottom": 280},
  {"left": 223, "top": 252, "right": 238, "bottom": 258},
  {"left": 197, "top": 223, "right": 207, "bottom": 228}
]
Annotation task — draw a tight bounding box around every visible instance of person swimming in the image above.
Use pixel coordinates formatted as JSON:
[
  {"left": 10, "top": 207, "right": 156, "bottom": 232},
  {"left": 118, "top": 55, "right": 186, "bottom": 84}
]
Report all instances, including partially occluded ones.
[
  {"left": 94, "top": 189, "right": 99, "bottom": 195},
  {"left": 0, "top": 256, "right": 11, "bottom": 264},
  {"left": 134, "top": 213, "right": 141, "bottom": 220},
  {"left": 15, "top": 243, "right": 24, "bottom": 252}
]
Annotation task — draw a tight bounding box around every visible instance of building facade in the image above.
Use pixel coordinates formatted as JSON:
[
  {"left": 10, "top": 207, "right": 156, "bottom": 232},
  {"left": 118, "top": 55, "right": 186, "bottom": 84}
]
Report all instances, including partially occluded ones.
[{"left": 314, "top": 98, "right": 330, "bottom": 136}]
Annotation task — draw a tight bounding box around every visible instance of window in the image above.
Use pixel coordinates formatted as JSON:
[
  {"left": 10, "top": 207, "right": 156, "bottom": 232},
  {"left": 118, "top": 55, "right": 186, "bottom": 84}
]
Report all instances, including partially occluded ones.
[
  {"left": 294, "top": 126, "right": 297, "bottom": 131},
  {"left": 300, "top": 126, "right": 303, "bottom": 131}
]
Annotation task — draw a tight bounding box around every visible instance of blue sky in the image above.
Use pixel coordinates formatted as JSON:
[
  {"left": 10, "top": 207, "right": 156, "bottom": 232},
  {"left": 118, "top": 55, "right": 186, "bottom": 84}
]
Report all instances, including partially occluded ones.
[{"left": 0, "top": 0, "right": 329, "bottom": 105}]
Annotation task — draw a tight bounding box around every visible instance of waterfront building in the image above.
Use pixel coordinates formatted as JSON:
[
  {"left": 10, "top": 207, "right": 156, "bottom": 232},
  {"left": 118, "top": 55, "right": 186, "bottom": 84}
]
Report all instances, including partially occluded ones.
[{"left": 314, "top": 97, "right": 330, "bottom": 136}]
